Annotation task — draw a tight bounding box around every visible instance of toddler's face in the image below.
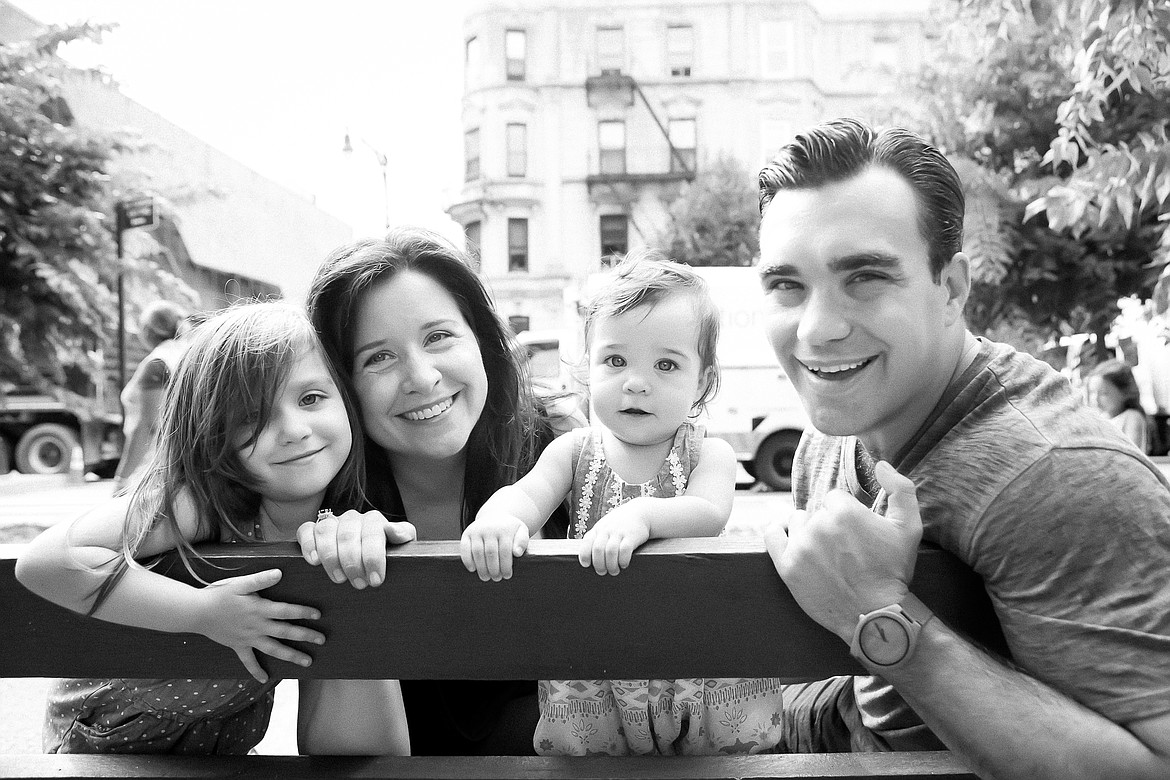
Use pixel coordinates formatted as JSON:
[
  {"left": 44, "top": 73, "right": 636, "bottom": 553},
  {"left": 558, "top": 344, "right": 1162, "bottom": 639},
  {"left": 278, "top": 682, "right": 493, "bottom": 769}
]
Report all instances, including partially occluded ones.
[{"left": 588, "top": 294, "right": 711, "bottom": 448}]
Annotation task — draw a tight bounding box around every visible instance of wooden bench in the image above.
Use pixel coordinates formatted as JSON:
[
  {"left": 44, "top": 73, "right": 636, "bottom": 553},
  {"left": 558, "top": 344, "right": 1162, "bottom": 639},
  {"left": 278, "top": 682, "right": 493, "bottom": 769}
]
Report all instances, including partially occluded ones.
[{"left": 1, "top": 538, "right": 1006, "bottom": 778}]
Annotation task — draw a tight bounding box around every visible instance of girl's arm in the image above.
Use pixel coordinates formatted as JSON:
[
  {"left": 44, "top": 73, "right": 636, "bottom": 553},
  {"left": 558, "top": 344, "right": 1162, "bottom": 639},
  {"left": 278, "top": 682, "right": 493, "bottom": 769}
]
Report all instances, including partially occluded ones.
[
  {"left": 580, "top": 436, "right": 738, "bottom": 575},
  {"left": 459, "top": 429, "right": 579, "bottom": 581},
  {"left": 14, "top": 494, "right": 324, "bottom": 682},
  {"left": 297, "top": 679, "right": 409, "bottom": 755}
]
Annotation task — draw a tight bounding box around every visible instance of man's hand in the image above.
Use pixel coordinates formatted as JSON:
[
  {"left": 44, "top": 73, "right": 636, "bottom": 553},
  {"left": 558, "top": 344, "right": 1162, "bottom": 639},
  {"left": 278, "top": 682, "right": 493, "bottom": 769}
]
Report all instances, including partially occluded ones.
[
  {"left": 194, "top": 569, "right": 324, "bottom": 683},
  {"left": 460, "top": 514, "right": 530, "bottom": 581},
  {"left": 579, "top": 504, "right": 652, "bottom": 575},
  {"left": 297, "top": 510, "right": 416, "bottom": 590},
  {"left": 764, "top": 461, "right": 922, "bottom": 640}
]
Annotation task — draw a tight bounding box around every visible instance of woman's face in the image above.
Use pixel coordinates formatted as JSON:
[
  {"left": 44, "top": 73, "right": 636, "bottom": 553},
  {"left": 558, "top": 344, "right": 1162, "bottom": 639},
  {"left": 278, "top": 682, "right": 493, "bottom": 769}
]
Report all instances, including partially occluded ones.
[
  {"left": 349, "top": 270, "right": 488, "bottom": 465},
  {"left": 1088, "top": 376, "right": 1125, "bottom": 417}
]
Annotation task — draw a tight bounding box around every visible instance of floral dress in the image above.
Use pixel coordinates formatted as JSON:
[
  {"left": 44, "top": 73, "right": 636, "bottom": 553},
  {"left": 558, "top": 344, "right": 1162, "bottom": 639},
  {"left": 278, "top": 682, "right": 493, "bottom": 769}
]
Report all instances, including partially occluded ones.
[
  {"left": 43, "top": 520, "right": 279, "bottom": 755},
  {"left": 534, "top": 422, "right": 785, "bottom": 756}
]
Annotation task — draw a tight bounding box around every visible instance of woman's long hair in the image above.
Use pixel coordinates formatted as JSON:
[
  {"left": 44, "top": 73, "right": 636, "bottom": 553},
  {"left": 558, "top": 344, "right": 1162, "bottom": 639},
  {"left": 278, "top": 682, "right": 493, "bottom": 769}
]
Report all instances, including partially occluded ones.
[
  {"left": 307, "top": 227, "right": 563, "bottom": 530},
  {"left": 89, "top": 302, "right": 365, "bottom": 611}
]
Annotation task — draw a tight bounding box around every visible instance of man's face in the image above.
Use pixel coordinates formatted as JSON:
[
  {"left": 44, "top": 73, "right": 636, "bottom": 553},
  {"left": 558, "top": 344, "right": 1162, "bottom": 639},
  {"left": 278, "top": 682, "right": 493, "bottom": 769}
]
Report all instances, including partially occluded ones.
[{"left": 756, "top": 165, "right": 967, "bottom": 458}]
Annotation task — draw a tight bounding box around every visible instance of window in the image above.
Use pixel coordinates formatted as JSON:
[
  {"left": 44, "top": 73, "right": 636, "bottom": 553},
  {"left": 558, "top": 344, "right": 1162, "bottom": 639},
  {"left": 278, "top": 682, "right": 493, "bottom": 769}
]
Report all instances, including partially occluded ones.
[
  {"left": 506, "top": 123, "right": 527, "bottom": 177},
  {"left": 465, "top": 35, "right": 481, "bottom": 85},
  {"left": 508, "top": 315, "right": 530, "bottom": 334},
  {"left": 760, "top": 21, "right": 796, "bottom": 78},
  {"left": 505, "top": 29, "right": 526, "bottom": 81},
  {"left": 598, "top": 120, "right": 626, "bottom": 175},
  {"left": 464, "top": 128, "right": 480, "bottom": 181},
  {"left": 508, "top": 218, "right": 529, "bottom": 272},
  {"left": 668, "top": 118, "right": 696, "bottom": 174},
  {"left": 599, "top": 215, "right": 628, "bottom": 265},
  {"left": 597, "top": 26, "right": 624, "bottom": 74},
  {"left": 465, "top": 221, "right": 481, "bottom": 271},
  {"left": 667, "top": 25, "right": 694, "bottom": 77}
]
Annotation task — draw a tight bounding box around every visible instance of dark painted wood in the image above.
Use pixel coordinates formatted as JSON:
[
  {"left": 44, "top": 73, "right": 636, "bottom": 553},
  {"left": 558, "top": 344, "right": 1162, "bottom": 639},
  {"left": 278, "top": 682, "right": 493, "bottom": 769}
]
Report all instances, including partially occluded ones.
[
  {"left": 2, "top": 539, "right": 1006, "bottom": 681},
  {"left": 0, "top": 752, "right": 976, "bottom": 779}
]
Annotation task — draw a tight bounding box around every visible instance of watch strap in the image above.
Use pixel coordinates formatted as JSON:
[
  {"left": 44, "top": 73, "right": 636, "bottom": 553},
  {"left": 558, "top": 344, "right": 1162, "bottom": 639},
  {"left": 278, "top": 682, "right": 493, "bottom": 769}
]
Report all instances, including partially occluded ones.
[{"left": 897, "top": 592, "right": 935, "bottom": 628}]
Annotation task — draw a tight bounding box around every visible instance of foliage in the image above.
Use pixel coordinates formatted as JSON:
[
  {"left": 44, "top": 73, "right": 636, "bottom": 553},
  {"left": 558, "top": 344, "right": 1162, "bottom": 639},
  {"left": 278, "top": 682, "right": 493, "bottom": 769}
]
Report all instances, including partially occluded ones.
[
  {"left": 0, "top": 24, "right": 191, "bottom": 412},
  {"left": 904, "top": 0, "right": 1170, "bottom": 353},
  {"left": 657, "top": 154, "right": 759, "bottom": 267}
]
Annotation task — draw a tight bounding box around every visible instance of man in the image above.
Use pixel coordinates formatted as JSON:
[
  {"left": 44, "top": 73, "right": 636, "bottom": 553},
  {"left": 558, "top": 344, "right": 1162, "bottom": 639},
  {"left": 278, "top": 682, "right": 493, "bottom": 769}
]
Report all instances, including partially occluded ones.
[{"left": 757, "top": 118, "right": 1170, "bottom": 778}]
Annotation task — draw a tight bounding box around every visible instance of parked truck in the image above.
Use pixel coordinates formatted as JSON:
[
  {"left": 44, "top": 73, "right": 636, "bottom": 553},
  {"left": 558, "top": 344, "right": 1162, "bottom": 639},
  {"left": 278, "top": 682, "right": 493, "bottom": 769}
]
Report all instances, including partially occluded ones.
[{"left": 0, "top": 385, "right": 122, "bottom": 476}]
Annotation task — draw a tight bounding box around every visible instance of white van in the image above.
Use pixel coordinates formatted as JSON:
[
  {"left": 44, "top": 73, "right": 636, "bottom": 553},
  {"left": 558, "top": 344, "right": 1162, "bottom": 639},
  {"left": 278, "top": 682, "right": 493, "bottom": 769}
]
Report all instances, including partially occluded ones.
[{"left": 692, "top": 267, "right": 810, "bottom": 491}]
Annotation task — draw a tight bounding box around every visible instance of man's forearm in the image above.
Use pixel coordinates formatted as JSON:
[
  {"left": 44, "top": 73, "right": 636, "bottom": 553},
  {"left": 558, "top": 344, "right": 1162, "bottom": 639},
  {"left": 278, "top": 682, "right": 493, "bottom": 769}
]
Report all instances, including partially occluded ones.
[{"left": 881, "top": 619, "right": 1169, "bottom": 780}]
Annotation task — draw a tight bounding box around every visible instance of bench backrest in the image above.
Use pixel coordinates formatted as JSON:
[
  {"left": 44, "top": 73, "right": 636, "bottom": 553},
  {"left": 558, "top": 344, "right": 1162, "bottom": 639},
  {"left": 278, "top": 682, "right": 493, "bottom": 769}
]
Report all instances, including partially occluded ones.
[{"left": 2, "top": 538, "right": 1006, "bottom": 681}]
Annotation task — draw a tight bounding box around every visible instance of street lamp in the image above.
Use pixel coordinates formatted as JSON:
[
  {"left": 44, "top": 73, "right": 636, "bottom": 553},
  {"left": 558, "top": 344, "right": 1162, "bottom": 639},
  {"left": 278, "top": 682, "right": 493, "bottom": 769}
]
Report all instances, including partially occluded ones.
[{"left": 343, "top": 131, "right": 390, "bottom": 230}]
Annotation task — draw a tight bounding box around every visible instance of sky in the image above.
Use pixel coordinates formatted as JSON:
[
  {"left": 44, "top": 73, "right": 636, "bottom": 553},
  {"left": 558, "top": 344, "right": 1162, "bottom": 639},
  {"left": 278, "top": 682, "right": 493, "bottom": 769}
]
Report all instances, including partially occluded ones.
[{"left": 13, "top": 0, "right": 478, "bottom": 241}]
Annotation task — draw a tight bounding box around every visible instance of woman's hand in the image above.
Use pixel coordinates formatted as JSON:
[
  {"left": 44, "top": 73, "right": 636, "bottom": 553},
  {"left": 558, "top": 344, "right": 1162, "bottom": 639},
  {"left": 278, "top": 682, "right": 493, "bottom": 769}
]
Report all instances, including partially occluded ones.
[
  {"left": 579, "top": 504, "right": 651, "bottom": 575},
  {"left": 460, "top": 513, "right": 530, "bottom": 581},
  {"left": 193, "top": 568, "right": 324, "bottom": 683},
  {"left": 297, "top": 510, "right": 416, "bottom": 589}
]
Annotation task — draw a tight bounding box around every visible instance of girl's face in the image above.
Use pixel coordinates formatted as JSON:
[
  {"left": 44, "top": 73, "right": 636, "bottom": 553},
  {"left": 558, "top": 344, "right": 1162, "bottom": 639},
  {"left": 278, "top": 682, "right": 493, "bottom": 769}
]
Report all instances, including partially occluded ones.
[
  {"left": 1088, "top": 376, "right": 1125, "bottom": 417},
  {"left": 237, "top": 348, "right": 353, "bottom": 507},
  {"left": 350, "top": 270, "right": 489, "bottom": 464},
  {"left": 589, "top": 294, "right": 712, "bottom": 447}
]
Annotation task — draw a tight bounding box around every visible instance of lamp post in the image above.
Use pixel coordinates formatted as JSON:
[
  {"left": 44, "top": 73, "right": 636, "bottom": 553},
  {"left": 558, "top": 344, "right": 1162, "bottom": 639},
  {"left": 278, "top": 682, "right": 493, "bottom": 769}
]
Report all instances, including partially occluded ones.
[{"left": 343, "top": 131, "right": 390, "bottom": 230}]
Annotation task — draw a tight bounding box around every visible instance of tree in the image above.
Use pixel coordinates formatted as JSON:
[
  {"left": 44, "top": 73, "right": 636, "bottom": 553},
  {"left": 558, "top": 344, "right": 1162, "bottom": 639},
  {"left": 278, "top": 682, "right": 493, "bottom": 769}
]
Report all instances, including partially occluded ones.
[
  {"left": 904, "top": 0, "right": 1170, "bottom": 355},
  {"left": 0, "top": 25, "right": 190, "bottom": 410},
  {"left": 657, "top": 154, "right": 759, "bottom": 267}
]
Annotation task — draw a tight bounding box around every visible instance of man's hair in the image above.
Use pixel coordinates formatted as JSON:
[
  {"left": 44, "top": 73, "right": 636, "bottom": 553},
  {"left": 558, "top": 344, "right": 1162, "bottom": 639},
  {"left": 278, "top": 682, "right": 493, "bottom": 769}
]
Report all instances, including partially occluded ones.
[
  {"left": 758, "top": 117, "right": 965, "bottom": 281},
  {"left": 584, "top": 250, "right": 720, "bottom": 411}
]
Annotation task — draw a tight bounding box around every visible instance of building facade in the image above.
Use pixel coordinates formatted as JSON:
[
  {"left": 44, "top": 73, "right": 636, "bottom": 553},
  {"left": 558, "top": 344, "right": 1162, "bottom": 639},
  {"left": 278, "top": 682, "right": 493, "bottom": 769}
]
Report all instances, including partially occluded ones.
[{"left": 447, "top": 0, "right": 931, "bottom": 352}]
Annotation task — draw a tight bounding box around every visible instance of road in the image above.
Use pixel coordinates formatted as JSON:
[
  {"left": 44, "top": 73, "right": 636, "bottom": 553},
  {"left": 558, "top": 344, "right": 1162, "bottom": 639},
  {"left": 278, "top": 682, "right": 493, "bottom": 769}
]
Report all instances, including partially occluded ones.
[{"left": 0, "top": 472, "right": 792, "bottom": 756}]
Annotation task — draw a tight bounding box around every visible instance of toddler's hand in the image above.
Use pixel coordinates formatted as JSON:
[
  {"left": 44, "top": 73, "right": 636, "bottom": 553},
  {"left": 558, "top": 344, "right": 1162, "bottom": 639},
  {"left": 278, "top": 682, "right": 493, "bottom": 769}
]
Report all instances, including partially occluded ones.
[
  {"left": 460, "top": 514, "right": 530, "bottom": 581},
  {"left": 297, "top": 509, "right": 416, "bottom": 590},
  {"left": 579, "top": 508, "right": 651, "bottom": 575},
  {"left": 194, "top": 568, "right": 324, "bottom": 683}
]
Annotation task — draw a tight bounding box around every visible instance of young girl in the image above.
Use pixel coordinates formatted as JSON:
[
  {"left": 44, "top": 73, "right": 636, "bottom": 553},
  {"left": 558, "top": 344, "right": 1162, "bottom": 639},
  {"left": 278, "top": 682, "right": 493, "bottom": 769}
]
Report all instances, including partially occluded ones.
[
  {"left": 1088, "top": 358, "right": 1153, "bottom": 454},
  {"left": 15, "top": 302, "right": 411, "bottom": 756},
  {"left": 460, "top": 253, "right": 785, "bottom": 756}
]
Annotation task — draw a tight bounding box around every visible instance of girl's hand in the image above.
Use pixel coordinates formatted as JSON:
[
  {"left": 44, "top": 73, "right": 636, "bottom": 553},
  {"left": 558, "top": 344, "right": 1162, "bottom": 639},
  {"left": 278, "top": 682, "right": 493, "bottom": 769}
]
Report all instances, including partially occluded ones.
[
  {"left": 297, "top": 510, "right": 416, "bottom": 590},
  {"left": 579, "top": 506, "right": 651, "bottom": 575},
  {"left": 194, "top": 568, "right": 324, "bottom": 683},
  {"left": 460, "top": 514, "right": 530, "bottom": 581}
]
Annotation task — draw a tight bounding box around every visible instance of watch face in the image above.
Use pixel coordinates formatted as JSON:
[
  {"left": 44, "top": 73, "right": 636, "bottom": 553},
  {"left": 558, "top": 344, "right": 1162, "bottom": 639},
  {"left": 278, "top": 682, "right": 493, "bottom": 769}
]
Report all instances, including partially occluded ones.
[{"left": 859, "top": 614, "right": 911, "bottom": 666}]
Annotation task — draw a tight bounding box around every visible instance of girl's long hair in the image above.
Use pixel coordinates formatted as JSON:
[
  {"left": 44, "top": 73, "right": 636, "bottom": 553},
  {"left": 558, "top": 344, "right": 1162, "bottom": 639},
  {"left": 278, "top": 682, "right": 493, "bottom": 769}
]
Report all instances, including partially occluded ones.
[
  {"left": 90, "top": 302, "right": 365, "bottom": 611},
  {"left": 308, "top": 227, "right": 566, "bottom": 531}
]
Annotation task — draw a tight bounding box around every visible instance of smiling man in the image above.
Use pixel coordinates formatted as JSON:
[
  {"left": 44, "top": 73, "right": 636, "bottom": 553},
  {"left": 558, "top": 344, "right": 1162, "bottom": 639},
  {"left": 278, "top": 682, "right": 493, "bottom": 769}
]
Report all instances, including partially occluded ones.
[{"left": 757, "top": 118, "right": 1170, "bottom": 778}]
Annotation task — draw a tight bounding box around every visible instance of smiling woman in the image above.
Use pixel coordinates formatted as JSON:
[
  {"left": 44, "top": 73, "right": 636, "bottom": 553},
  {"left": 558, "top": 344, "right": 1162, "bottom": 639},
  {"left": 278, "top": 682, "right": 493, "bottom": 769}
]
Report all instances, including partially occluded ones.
[{"left": 302, "top": 226, "right": 584, "bottom": 755}]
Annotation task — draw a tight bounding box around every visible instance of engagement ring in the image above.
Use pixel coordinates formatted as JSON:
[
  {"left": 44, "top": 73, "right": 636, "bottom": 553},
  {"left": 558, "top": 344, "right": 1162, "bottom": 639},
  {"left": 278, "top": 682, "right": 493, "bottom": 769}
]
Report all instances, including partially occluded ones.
[{"left": 316, "top": 509, "right": 335, "bottom": 523}]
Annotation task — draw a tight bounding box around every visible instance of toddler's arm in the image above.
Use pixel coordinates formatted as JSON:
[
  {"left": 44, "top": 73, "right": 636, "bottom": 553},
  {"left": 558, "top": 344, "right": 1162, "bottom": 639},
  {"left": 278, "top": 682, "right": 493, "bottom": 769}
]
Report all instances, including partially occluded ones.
[
  {"left": 581, "top": 435, "right": 737, "bottom": 575},
  {"left": 15, "top": 494, "right": 323, "bottom": 682},
  {"left": 460, "top": 429, "right": 578, "bottom": 581}
]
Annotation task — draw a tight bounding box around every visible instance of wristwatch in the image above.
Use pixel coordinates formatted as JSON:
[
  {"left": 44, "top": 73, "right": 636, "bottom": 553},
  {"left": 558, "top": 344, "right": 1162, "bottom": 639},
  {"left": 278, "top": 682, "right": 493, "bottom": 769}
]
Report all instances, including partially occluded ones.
[{"left": 849, "top": 593, "right": 935, "bottom": 670}]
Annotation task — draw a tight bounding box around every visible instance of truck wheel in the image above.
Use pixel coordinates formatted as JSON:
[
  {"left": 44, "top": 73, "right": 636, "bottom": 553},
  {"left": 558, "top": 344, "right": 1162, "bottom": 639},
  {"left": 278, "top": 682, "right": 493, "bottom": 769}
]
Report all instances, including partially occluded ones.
[
  {"left": 0, "top": 437, "right": 11, "bottom": 474},
  {"left": 753, "top": 430, "right": 801, "bottom": 492},
  {"left": 15, "top": 423, "right": 78, "bottom": 475}
]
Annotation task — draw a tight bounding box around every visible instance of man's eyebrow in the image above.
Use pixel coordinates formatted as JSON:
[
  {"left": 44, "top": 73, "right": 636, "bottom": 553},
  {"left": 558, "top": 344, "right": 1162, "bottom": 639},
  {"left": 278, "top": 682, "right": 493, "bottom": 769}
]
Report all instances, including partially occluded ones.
[{"left": 827, "top": 252, "right": 902, "bottom": 273}]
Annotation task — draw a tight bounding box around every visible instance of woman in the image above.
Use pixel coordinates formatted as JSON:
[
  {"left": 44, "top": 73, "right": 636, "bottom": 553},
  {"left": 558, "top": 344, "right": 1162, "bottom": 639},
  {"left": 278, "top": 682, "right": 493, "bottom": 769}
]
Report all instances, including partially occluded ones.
[{"left": 300, "top": 227, "right": 582, "bottom": 755}]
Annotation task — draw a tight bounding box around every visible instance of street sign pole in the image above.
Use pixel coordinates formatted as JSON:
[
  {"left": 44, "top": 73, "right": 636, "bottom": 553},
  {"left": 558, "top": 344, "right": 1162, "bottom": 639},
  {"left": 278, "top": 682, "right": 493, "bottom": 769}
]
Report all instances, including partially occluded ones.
[{"left": 114, "top": 196, "right": 155, "bottom": 396}]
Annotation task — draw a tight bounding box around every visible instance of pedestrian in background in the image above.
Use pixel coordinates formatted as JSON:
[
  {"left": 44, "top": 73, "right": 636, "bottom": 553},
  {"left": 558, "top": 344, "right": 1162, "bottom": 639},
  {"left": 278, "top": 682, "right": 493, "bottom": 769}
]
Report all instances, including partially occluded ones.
[
  {"left": 1088, "top": 359, "right": 1154, "bottom": 454},
  {"left": 113, "top": 300, "right": 191, "bottom": 491}
]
